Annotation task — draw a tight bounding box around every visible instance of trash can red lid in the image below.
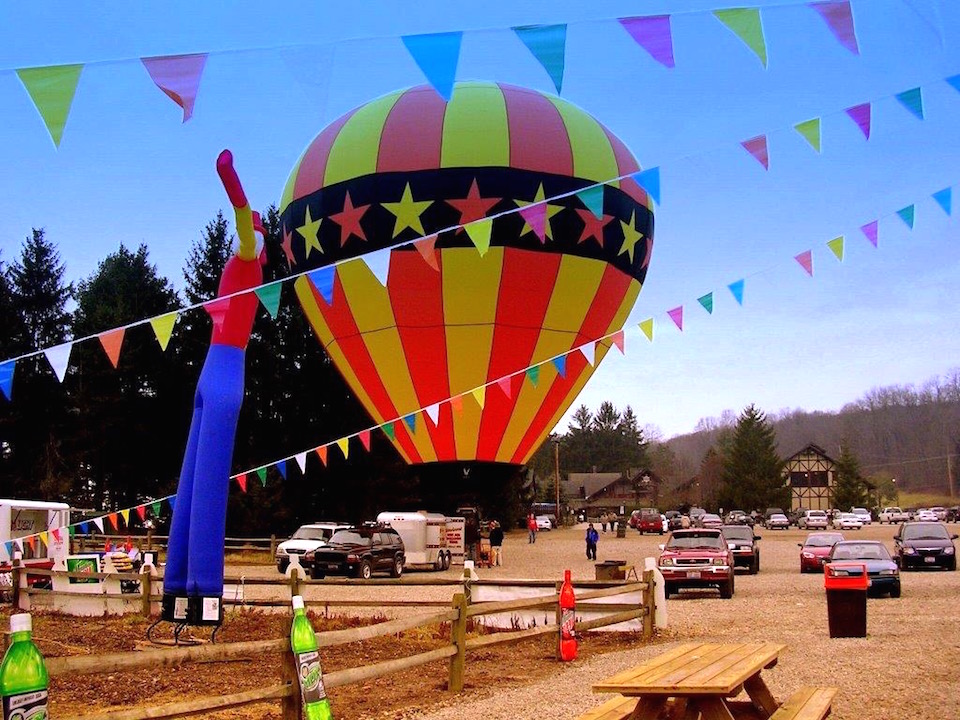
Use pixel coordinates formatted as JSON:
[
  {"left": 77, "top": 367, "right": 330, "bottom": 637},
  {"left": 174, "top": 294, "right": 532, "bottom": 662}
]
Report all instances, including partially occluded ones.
[{"left": 824, "top": 562, "right": 869, "bottom": 590}]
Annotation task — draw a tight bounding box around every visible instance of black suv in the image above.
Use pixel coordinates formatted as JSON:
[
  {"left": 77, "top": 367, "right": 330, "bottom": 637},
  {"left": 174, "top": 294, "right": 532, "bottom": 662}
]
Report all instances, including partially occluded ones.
[
  {"left": 721, "top": 524, "right": 761, "bottom": 574},
  {"left": 310, "top": 526, "right": 406, "bottom": 580}
]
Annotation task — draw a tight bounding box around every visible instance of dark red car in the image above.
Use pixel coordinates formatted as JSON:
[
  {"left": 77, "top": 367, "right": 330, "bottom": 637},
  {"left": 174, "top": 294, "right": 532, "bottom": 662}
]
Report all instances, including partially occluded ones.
[
  {"left": 657, "top": 529, "right": 735, "bottom": 599},
  {"left": 798, "top": 532, "right": 845, "bottom": 573},
  {"left": 638, "top": 509, "right": 664, "bottom": 535}
]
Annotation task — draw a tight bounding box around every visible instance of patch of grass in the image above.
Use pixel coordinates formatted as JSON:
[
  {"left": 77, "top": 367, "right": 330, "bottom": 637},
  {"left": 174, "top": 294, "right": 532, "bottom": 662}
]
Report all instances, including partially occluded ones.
[{"left": 898, "top": 492, "right": 958, "bottom": 508}]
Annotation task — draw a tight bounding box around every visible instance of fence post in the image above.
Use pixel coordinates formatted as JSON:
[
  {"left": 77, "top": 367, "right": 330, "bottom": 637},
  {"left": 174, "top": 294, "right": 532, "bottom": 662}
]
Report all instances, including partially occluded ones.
[
  {"left": 642, "top": 569, "right": 655, "bottom": 641},
  {"left": 288, "top": 566, "right": 302, "bottom": 600},
  {"left": 140, "top": 567, "right": 152, "bottom": 617},
  {"left": 554, "top": 580, "right": 563, "bottom": 660},
  {"left": 270, "top": 534, "right": 277, "bottom": 557},
  {"left": 280, "top": 614, "right": 302, "bottom": 720},
  {"left": 448, "top": 592, "right": 467, "bottom": 693},
  {"left": 146, "top": 529, "right": 154, "bottom": 551},
  {"left": 461, "top": 566, "right": 472, "bottom": 606}
]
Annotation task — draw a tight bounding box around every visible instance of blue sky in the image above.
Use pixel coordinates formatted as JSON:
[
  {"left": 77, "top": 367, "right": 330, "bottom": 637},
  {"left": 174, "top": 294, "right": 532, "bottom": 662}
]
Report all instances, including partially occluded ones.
[{"left": 0, "top": 0, "right": 958, "bottom": 440}]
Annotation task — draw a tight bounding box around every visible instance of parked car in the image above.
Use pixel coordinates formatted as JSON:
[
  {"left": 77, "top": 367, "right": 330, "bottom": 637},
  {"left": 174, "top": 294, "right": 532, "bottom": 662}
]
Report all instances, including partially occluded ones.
[
  {"left": 798, "top": 510, "right": 829, "bottom": 530},
  {"left": 799, "top": 532, "right": 845, "bottom": 573},
  {"left": 309, "top": 526, "right": 406, "bottom": 580},
  {"left": 664, "top": 510, "right": 681, "bottom": 530},
  {"left": 763, "top": 508, "right": 785, "bottom": 526},
  {"left": 668, "top": 513, "right": 686, "bottom": 531},
  {"left": 636, "top": 509, "right": 663, "bottom": 534},
  {"left": 849, "top": 507, "right": 872, "bottom": 525},
  {"left": 688, "top": 507, "right": 707, "bottom": 524},
  {"left": 721, "top": 524, "right": 761, "bottom": 574},
  {"left": 827, "top": 540, "right": 901, "bottom": 597},
  {"left": 535, "top": 515, "right": 553, "bottom": 531},
  {"left": 275, "top": 522, "right": 351, "bottom": 573},
  {"left": 879, "top": 507, "right": 909, "bottom": 524},
  {"left": 930, "top": 506, "right": 948, "bottom": 521},
  {"left": 657, "top": 529, "right": 735, "bottom": 599},
  {"left": 832, "top": 513, "right": 863, "bottom": 530},
  {"left": 724, "top": 510, "right": 751, "bottom": 526},
  {"left": 893, "top": 522, "right": 957, "bottom": 571},
  {"left": 699, "top": 513, "right": 723, "bottom": 530},
  {"left": 915, "top": 509, "right": 938, "bottom": 522},
  {"left": 766, "top": 513, "right": 789, "bottom": 530}
]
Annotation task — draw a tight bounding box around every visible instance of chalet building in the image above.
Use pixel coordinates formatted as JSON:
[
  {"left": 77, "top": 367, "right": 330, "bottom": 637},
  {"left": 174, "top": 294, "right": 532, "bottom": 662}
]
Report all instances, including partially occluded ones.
[
  {"left": 562, "top": 469, "right": 660, "bottom": 514},
  {"left": 783, "top": 444, "right": 836, "bottom": 512}
]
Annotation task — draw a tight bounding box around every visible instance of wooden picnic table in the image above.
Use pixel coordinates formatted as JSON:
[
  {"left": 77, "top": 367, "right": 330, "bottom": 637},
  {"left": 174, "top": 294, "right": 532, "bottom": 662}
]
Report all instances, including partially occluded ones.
[{"left": 591, "top": 642, "right": 787, "bottom": 720}]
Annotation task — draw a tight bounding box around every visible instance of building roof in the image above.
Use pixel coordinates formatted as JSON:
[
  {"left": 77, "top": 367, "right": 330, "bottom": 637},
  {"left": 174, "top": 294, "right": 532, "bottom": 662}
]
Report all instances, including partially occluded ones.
[
  {"left": 565, "top": 473, "right": 622, "bottom": 500},
  {"left": 785, "top": 443, "right": 837, "bottom": 465}
]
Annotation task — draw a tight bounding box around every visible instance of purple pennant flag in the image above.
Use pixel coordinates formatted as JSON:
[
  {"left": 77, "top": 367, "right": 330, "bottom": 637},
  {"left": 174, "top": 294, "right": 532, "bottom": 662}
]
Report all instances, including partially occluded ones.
[
  {"left": 141, "top": 53, "right": 208, "bottom": 122},
  {"left": 845, "top": 102, "right": 871, "bottom": 140},
  {"left": 741, "top": 135, "right": 769, "bottom": 170},
  {"left": 519, "top": 204, "right": 548, "bottom": 242},
  {"left": 809, "top": 1, "right": 859, "bottom": 55},
  {"left": 667, "top": 306, "right": 683, "bottom": 331},
  {"left": 795, "top": 250, "right": 814, "bottom": 276},
  {"left": 619, "top": 16, "right": 676, "bottom": 69},
  {"left": 860, "top": 220, "right": 879, "bottom": 247}
]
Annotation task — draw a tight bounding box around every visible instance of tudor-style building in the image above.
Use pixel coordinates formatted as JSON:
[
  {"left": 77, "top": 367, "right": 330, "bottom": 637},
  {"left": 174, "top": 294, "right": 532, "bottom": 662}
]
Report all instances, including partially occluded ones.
[{"left": 783, "top": 444, "right": 836, "bottom": 512}]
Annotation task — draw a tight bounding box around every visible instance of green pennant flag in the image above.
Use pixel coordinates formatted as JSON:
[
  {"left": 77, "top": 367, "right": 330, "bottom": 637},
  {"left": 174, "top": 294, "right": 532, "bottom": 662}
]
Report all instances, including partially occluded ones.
[
  {"left": 639, "top": 318, "right": 654, "bottom": 342},
  {"left": 255, "top": 283, "right": 282, "bottom": 318},
  {"left": 17, "top": 64, "right": 84, "bottom": 148},
  {"left": 794, "top": 118, "right": 821, "bottom": 153},
  {"left": 256, "top": 467, "right": 268, "bottom": 486},
  {"left": 67, "top": 525, "right": 76, "bottom": 538},
  {"left": 897, "top": 205, "right": 915, "bottom": 229},
  {"left": 827, "top": 236, "right": 844, "bottom": 261},
  {"left": 513, "top": 24, "right": 567, "bottom": 94},
  {"left": 526, "top": 365, "right": 540, "bottom": 387},
  {"left": 697, "top": 292, "right": 714, "bottom": 314},
  {"left": 714, "top": 9, "right": 767, "bottom": 68},
  {"left": 576, "top": 186, "right": 605, "bottom": 219},
  {"left": 151, "top": 501, "right": 162, "bottom": 517},
  {"left": 383, "top": 422, "right": 396, "bottom": 441}
]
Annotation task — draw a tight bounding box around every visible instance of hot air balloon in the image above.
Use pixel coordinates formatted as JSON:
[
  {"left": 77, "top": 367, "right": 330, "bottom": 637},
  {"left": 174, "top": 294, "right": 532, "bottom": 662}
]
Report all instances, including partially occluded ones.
[{"left": 278, "top": 82, "right": 653, "bottom": 483}]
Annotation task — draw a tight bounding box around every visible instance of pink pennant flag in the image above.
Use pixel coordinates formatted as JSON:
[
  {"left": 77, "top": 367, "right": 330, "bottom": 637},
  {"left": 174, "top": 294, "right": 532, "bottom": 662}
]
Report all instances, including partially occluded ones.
[
  {"left": 795, "top": 250, "right": 814, "bottom": 276},
  {"left": 519, "top": 204, "right": 547, "bottom": 242},
  {"left": 809, "top": 1, "right": 859, "bottom": 54},
  {"left": 414, "top": 234, "right": 439, "bottom": 271},
  {"left": 236, "top": 474, "right": 248, "bottom": 493},
  {"left": 135, "top": 505, "right": 147, "bottom": 522},
  {"left": 358, "top": 429, "right": 371, "bottom": 451},
  {"left": 98, "top": 328, "right": 125, "bottom": 369},
  {"left": 667, "top": 307, "right": 684, "bottom": 331},
  {"left": 845, "top": 102, "right": 871, "bottom": 139},
  {"left": 51, "top": 528, "right": 62, "bottom": 543},
  {"left": 860, "top": 220, "right": 878, "bottom": 247},
  {"left": 315, "top": 446, "right": 328, "bottom": 466},
  {"left": 619, "top": 16, "right": 676, "bottom": 69},
  {"left": 611, "top": 330, "right": 625, "bottom": 354},
  {"left": 497, "top": 376, "right": 513, "bottom": 398},
  {"left": 741, "top": 135, "right": 769, "bottom": 170},
  {"left": 141, "top": 53, "right": 208, "bottom": 122}
]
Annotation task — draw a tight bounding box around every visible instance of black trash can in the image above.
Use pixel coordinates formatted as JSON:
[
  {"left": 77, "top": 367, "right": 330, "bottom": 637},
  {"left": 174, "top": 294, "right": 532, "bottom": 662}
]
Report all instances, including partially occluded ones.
[
  {"left": 824, "top": 563, "right": 868, "bottom": 638},
  {"left": 616, "top": 519, "right": 627, "bottom": 538}
]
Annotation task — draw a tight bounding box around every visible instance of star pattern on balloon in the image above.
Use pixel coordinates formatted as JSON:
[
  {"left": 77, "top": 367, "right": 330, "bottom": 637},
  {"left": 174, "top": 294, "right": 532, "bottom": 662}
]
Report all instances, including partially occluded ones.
[
  {"left": 446, "top": 179, "right": 501, "bottom": 234},
  {"left": 515, "top": 184, "right": 564, "bottom": 241},
  {"left": 618, "top": 210, "right": 644, "bottom": 263},
  {"left": 382, "top": 183, "right": 432, "bottom": 238},
  {"left": 330, "top": 191, "right": 370, "bottom": 247},
  {"left": 280, "top": 227, "right": 297, "bottom": 267},
  {"left": 574, "top": 207, "right": 614, "bottom": 246},
  {"left": 296, "top": 206, "right": 323, "bottom": 258}
]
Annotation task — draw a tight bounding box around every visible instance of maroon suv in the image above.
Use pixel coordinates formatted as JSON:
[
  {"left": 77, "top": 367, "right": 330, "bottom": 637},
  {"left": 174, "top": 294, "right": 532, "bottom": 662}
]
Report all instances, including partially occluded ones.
[
  {"left": 638, "top": 509, "right": 663, "bottom": 535},
  {"left": 657, "top": 529, "right": 735, "bottom": 599}
]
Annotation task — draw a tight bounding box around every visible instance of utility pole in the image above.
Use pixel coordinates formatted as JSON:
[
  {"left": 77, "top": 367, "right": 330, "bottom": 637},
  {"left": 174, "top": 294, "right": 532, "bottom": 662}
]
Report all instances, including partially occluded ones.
[{"left": 554, "top": 440, "right": 561, "bottom": 528}]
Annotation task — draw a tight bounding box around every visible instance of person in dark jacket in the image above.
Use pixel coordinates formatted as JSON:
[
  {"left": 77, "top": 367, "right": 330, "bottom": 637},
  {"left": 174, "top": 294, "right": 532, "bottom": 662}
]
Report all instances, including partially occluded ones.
[
  {"left": 585, "top": 523, "right": 599, "bottom": 560},
  {"left": 489, "top": 521, "right": 504, "bottom": 566}
]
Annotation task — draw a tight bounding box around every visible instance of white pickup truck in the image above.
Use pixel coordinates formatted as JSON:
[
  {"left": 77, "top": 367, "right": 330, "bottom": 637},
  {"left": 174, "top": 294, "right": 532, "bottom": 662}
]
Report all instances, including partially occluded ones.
[{"left": 878, "top": 507, "right": 909, "bottom": 524}]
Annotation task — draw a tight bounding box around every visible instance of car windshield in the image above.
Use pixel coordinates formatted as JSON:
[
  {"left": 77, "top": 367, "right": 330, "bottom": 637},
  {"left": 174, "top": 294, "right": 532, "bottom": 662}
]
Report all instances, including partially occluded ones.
[
  {"left": 292, "top": 527, "right": 332, "bottom": 541},
  {"left": 806, "top": 534, "right": 843, "bottom": 547},
  {"left": 721, "top": 526, "right": 751, "bottom": 540},
  {"left": 831, "top": 543, "right": 891, "bottom": 561},
  {"left": 666, "top": 532, "right": 724, "bottom": 550},
  {"left": 901, "top": 523, "right": 949, "bottom": 541},
  {"left": 328, "top": 531, "right": 371, "bottom": 546}
]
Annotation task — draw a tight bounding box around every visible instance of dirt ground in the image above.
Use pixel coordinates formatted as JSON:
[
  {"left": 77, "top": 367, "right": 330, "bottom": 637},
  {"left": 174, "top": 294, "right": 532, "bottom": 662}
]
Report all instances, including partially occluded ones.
[{"left": 4, "top": 521, "right": 960, "bottom": 719}]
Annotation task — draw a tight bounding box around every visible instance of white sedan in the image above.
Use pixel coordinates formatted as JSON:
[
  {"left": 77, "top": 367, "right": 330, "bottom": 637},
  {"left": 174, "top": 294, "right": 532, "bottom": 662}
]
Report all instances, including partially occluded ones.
[
  {"left": 832, "top": 513, "right": 863, "bottom": 530},
  {"left": 915, "top": 509, "right": 938, "bottom": 522},
  {"left": 535, "top": 515, "right": 553, "bottom": 531}
]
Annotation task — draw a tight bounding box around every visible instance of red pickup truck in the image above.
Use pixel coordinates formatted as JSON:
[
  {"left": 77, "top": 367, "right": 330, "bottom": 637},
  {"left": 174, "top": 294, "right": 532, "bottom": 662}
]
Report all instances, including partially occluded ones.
[{"left": 657, "top": 528, "right": 735, "bottom": 599}]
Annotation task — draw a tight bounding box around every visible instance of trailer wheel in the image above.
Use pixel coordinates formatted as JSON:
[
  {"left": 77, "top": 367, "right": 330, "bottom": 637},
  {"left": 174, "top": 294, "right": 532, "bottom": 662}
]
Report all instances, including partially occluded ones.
[
  {"left": 443, "top": 551, "right": 451, "bottom": 570},
  {"left": 435, "top": 553, "right": 444, "bottom": 571}
]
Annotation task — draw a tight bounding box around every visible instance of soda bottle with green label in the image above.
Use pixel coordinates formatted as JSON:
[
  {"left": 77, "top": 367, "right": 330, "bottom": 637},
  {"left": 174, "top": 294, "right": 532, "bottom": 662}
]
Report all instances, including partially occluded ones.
[
  {"left": 1, "top": 613, "right": 49, "bottom": 720},
  {"left": 291, "top": 595, "right": 333, "bottom": 720}
]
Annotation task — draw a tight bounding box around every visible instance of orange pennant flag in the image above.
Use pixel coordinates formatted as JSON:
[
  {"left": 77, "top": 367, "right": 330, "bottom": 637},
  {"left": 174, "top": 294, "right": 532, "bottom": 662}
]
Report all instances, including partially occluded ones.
[
  {"left": 107, "top": 513, "right": 119, "bottom": 531},
  {"left": 316, "top": 446, "right": 328, "bottom": 466},
  {"left": 415, "top": 234, "right": 439, "bottom": 270},
  {"left": 27, "top": 536, "right": 36, "bottom": 553},
  {"left": 450, "top": 395, "right": 464, "bottom": 414},
  {"left": 98, "top": 328, "right": 126, "bottom": 368}
]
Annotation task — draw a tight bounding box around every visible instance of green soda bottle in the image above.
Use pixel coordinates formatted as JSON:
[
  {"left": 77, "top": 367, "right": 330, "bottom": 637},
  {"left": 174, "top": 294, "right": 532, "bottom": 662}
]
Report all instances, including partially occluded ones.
[
  {"left": 0, "top": 613, "right": 49, "bottom": 720},
  {"left": 290, "top": 595, "right": 332, "bottom": 720}
]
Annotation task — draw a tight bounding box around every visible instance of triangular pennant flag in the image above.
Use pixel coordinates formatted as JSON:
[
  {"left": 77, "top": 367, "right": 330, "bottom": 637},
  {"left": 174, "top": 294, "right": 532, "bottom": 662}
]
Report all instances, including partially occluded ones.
[
  {"left": 13, "top": 539, "right": 23, "bottom": 554},
  {"left": 611, "top": 330, "right": 625, "bottom": 354},
  {"left": 119, "top": 509, "right": 130, "bottom": 526},
  {"left": 308, "top": 267, "right": 336, "bottom": 304},
  {"left": 619, "top": 15, "right": 676, "bottom": 69},
  {"left": 51, "top": 528, "right": 61, "bottom": 543},
  {"left": 27, "top": 536, "right": 36, "bottom": 553},
  {"left": 827, "top": 236, "right": 845, "bottom": 261},
  {"left": 256, "top": 468, "right": 267, "bottom": 486},
  {"left": 450, "top": 396, "right": 463, "bottom": 414},
  {"left": 401, "top": 31, "right": 463, "bottom": 101},
  {"left": 667, "top": 307, "right": 684, "bottom": 331},
  {"left": 526, "top": 366, "right": 540, "bottom": 387},
  {"left": 316, "top": 446, "right": 328, "bottom": 466},
  {"left": 295, "top": 452, "right": 307, "bottom": 473},
  {"left": 896, "top": 88, "right": 924, "bottom": 120},
  {"left": 236, "top": 473, "right": 248, "bottom": 493},
  {"left": 150, "top": 312, "right": 178, "bottom": 351},
  {"left": 167, "top": 496, "right": 176, "bottom": 512},
  {"left": 845, "top": 103, "right": 871, "bottom": 139},
  {"left": 579, "top": 343, "right": 595, "bottom": 366},
  {"left": 107, "top": 513, "right": 118, "bottom": 531},
  {"left": 277, "top": 460, "right": 288, "bottom": 480},
  {"left": 552, "top": 355, "right": 567, "bottom": 378},
  {"left": 897, "top": 205, "right": 916, "bottom": 229},
  {"left": 44, "top": 342, "right": 72, "bottom": 383},
  {"left": 67, "top": 525, "right": 75, "bottom": 538},
  {"left": 496, "top": 377, "right": 513, "bottom": 399},
  {"left": 639, "top": 318, "right": 654, "bottom": 342},
  {"left": 97, "top": 328, "right": 125, "bottom": 369},
  {"left": 471, "top": 387, "right": 486, "bottom": 409},
  {"left": 697, "top": 293, "right": 714, "bottom": 314},
  {"left": 741, "top": 135, "right": 769, "bottom": 170},
  {"left": 0, "top": 360, "right": 15, "bottom": 401},
  {"left": 933, "top": 188, "right": 952, "bottom": 215},
  {"left": 358, "top": 429, "right": 371, "bottom": 451},
  {"left": 809, "top": 1, "right": 859, "bottom": 54},
  {"left": 362, "top": 256, "right": 390, "bottom": 289},
  {"left": 17, "top": 64, "right": 83, "bottom": 147},
  {"left": 151, "top": 501, "right": 162, "bottom": 517},
  {"left": 141, "top": 53, "right": 208, "bottom": 122},
  {"left": 513, "top": 24, "right": 567, "bottom": 93},
  {"left": 632, "top": 167, "right": 661, "bottom": 205},
  {"left": 39, "top": 531, "right": 48, "bottom": 547},
  {"left": 336, "top": 437, "right": 349, "bottom": 459},
  {"left": 4, "top": 542, "right": 12, "bottom": 558},
  {"left": 255, "top": 283, "right": 283, "bottom": 318},
  {"left": 947, "top": 74, "right": 960, "bottom": 94},
  {"left": 404, "top": 413, "right": 417, "bottom": 432},
  {"left": 794, "top": 118, "right": 821, "bottom": 152},
  {"left": 860, "top": 220, "right": 878, "bottom": 247},
  {"left": 465, "top": 218, "right": 493, "bottom": 255},
  {"left": 135, "top": 505, "right": 146, "bottom": 522},
  {"left": 425, "top": 403, "right": 441, "bottom": 425},
  {"left": 714, "top": 9, "right": 767, "bottom": 67},
  {"left": 414, "top": 235, "right": 440, "bottom": 271},
  {"left": 728, "top": 279, "right": 745, "bottom": 305},
  {"left": 576, "top": 186, "right": 604, "bottom": 219},
  {"left": 382, "top": 422, "right": 396, "bottom": 441},
  {"left": 795, "top": 250, "right": 814, "bottom": 276},
  {"left": 518, "top": 205, "right": 547, "bottom": 243}
]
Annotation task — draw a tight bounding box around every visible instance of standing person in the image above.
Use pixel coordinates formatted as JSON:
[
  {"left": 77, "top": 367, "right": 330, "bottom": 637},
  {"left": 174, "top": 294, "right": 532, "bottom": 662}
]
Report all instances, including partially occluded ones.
[
  {"left": 527, "top": 513, "right": 538, "bottom": 544},
  {"left": 601, "top": 512, "right": 608, "bottom": 533},
  {"left": 585, "top": 523, "right": 599, "bottom": 560},
  {"left": 489, "top": 521, "right": 504, "bottom": 566}
]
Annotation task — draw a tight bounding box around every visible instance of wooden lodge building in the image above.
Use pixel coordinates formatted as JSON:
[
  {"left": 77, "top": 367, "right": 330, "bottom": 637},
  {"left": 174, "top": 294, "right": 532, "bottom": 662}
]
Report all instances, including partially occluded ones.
[
  {"left": 783, "top": 443, "right": 836, "bottom": 512},
  {"left": 562, "top": 469, "right": 660, "bottom": 515}
]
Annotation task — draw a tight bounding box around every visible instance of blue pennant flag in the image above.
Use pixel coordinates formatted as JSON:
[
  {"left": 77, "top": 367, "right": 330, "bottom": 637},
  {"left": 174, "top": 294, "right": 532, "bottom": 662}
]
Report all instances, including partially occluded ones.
[
  {"left": 946, "top": 74, "right": 960, "bottom": 94},
  {"left": 78, "top": 522, "right": 89, "bottom": 534},
  {"left": 552, "top": 355, "right": 567, "bottom": 378},
  {"left": 403, "top": 413, "right": 417, "bottom": 432},
  {"left": 513, "top": 24, "right": 567, "bottom": 94},
  {"left": 897, "top": 205, "right": 915, "bottom": 229},
  {"left": 167, "top": 495, "right": 176, "bottom": 512},
  {"left": 728, "top": 279, "right": 745, "bottom": 305},
  {"left": 308, "top": 267, "right": 336, "bottom": 304},
  {"left": 277, "top": 460, "right": 288, "bottom": 480},
  {"left": 4, "top": 541, "right": 12, "bottom": 557},
  {"left": 932, "top": 188, "right": 952, "bottom": 215},
  {"left": 632, "top": 167, "right": 661, "bottom": 206},
  {"left": 895, "top": 88, "right": 924, "bottom": 120},
  {"left": 0, "top": 360, "right": 14, "bottom": 401},
  {"left": 401, "top": 31, "right": 462, "bottom": 101},
  {"left": 576, "top": 185, "right": 604, "bottom": 219}
]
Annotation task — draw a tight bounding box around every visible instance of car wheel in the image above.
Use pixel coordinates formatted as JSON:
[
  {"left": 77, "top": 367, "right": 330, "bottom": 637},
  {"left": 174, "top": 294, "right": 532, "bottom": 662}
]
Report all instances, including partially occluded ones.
[
  {"left": 890, "top": 582, "right": 901, "bottom": 598},
  {"left": 948, "top": 558, "right": 956, "bottom": 572},
  {"left": 310, "top": 566, "right": 324, "bottom": 580},
  {"left": 390, "top": 556, "right": 403, "bottom": 578},
  {"left": 750, "top": 556, "right": 759, "bottom": 575},
  {"left": 719, "top": 579, "right": 734, "bottom": 599},
  {"left": 357, "top": 560, "right": 372, "bottom": 580}
]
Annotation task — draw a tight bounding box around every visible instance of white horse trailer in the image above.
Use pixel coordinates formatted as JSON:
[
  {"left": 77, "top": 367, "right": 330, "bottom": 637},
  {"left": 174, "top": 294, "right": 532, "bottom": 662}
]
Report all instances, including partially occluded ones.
[{"left": 376, "top": 511, "right": 452, "bottom": 570}]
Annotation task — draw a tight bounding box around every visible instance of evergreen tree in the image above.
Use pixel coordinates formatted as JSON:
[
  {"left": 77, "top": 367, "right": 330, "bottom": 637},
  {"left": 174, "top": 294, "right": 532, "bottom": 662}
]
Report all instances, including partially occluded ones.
[
  {"left": 718, "top": 405, "right": 786, "bottom": 512},
  {"left": 8, "top": 229, "right": 72, "bottom": 349},
  {"left": 832, "top": 441, "right": 870, "bottom": 510}
]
